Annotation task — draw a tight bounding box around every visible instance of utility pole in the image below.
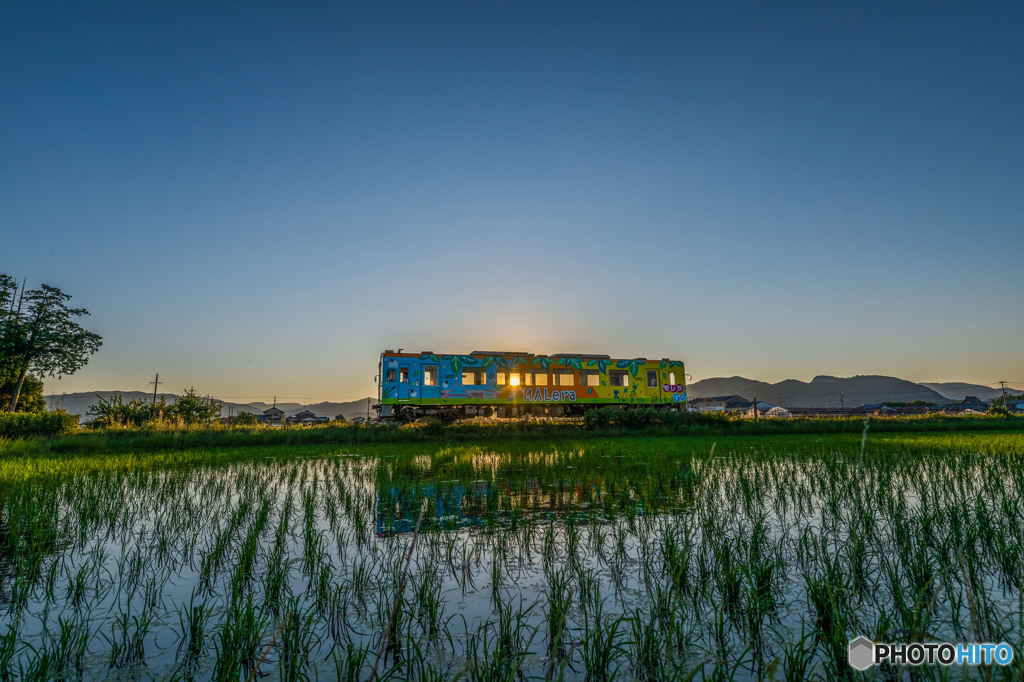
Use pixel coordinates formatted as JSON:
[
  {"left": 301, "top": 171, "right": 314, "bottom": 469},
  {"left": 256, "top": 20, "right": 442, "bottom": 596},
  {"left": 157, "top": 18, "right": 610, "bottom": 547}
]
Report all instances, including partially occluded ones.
[
  {"left": 1000, "top": 381, "right": 1010, "bottom": 409},
  {"left": 150, "top": 374, "right": 161, "bottom": 405},
  {"left": 753, "top": 398, "right": 759, "bottom": 422}
]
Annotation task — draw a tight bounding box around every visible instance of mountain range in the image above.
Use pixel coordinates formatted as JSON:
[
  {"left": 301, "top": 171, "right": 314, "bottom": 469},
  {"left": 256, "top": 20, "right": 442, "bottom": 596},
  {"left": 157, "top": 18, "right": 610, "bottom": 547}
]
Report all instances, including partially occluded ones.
[
  {"left": 46, "top": 392, "right": 376, "bottom": 423},
  {"left": 687, "top": 376, "right": 1020, "bottom": 408},
  {"left": 919, "top": 382, "right": 1022, "bottom": 402}
]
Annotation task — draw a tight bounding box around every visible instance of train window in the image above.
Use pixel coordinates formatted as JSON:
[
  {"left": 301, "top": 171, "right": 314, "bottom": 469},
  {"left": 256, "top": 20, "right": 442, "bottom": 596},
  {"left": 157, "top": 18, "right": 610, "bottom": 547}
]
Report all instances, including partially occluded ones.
[
  {"left": 532, "top": 372, "right": 548, "bottom": 386},
  {"left": 647, "top": 371, "right": 658, "bottom": 388},
  {"left": 581, "top": 371, "right": 599, "bottom": 386},
  {"left": 553, "top": 370, "right": 574, "bottom": 386},
  {"left": 508, "top": 372, "right": 520, "bottom": 386},
  {"left": 496, "top": 372, "right": 507, "bottom": 386},
  {"left": 424, "top": 366, "right": 438, "bottom": 386},
  {"left": 387, "top": 369, "right": 396, "bottom": 382},
  {"left": 669, "top": 372, "right": 676, "bottom": 385},
  {"left": 399, "top": 367, "right": 409, "bottom": 383},
  {"left": 462, "top": 369, "right": 486, "bottom": 385},
  {"left": 609, "top": 370, "right": 629, "bottom": 387},
  {"left": 523, "top": 372, "right": 532, "bottom": 386}
]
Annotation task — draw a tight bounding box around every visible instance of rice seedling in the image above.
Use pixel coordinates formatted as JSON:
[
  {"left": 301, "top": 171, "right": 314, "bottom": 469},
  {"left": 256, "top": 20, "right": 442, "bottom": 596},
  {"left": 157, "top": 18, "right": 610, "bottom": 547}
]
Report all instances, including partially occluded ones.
[
  {"left": 544, "top": 567, "right": 572, "bottom": 663},
  {"left": 0, "top": 613, "right": 21, "bottom": 680},
  {"left": 627, "top": 607, "right": 664, "bottom": 681},
  {"left": 579, "top": 588, "right": 623, "bottom": 681},
  {"left": 105, "top": 607, "right": 153, "bottom": 669},
  {"left": 332, "top": 640, "right": 370, "bottom": 681}
]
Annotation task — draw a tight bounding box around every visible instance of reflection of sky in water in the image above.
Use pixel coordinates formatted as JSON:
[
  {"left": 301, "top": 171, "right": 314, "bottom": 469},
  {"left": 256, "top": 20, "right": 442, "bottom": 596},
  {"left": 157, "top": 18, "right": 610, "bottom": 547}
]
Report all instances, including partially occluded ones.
[{"left": 0, "top": 448, "right": 1020, "bottom": 680}]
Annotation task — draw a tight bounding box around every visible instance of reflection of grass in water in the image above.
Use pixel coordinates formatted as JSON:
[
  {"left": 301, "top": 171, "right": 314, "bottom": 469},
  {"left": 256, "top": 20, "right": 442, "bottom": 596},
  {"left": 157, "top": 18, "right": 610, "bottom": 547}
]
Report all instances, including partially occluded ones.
[{"left": 1, "top": 432, "right": 1024, "bottom": 678}]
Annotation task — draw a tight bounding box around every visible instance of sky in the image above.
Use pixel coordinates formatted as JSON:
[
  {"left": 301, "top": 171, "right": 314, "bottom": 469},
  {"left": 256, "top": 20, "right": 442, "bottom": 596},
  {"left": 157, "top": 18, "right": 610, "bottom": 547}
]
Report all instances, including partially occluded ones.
[{"left": 2, "top": 1, "right": 1022, "bottom": 403}]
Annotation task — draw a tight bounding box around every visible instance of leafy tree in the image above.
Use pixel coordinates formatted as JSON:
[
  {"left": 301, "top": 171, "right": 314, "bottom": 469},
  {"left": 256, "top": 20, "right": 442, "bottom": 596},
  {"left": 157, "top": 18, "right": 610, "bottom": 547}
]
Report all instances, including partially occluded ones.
[
  {"left": 167, "top": 389, "right": 221, "bottom": 426},
  {"left": 0, "top": 276, "right": 41, "bottom": 411},
  {"left": 231, "top": 411, "right": 259, "bottom": 426},
  {"left": 1, "top": 277, "right": 102, "bottom": 412},
  {"left": 0, "top": 373, "right": 45, "bottom": 413}
]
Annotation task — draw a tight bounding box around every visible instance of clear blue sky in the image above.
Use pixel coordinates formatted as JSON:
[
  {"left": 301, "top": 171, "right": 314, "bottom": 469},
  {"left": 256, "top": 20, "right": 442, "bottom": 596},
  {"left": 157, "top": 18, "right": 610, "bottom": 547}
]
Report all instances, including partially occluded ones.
[{"left": 3, "top": 1, "right": 1022, "bottom": 402}]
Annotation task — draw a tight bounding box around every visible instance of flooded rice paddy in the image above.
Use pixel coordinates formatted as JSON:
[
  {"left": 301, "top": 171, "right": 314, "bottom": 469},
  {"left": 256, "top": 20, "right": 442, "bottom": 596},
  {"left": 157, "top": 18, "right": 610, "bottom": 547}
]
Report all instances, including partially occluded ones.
[{"left": 2, "top": 434, "right": 1024, "bottom": 680}]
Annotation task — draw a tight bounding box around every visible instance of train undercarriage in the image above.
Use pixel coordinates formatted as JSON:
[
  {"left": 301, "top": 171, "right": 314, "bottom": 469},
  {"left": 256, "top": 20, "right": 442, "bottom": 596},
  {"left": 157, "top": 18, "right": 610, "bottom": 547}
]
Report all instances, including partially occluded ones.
[{"left": 377, "top": 402, "right": 686, "bottom": 423}]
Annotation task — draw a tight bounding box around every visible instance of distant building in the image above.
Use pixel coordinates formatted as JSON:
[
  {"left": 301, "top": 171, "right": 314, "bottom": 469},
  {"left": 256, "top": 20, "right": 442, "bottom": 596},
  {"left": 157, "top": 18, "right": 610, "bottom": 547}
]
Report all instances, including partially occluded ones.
[
  {"left": 287, "top": 409, "right": 329, "bottom": 425},
  {"left": 744, "top": 405, "right": 791, "bottom": 419},
  {"left": 944, "top": 395, "right": 990, "bottom": 415},
  {"left": 690, "top": 395, "right": 753, "bottom": 412},
  {"left": 259, "top": 406, "right": 285, "bottom": 425}
]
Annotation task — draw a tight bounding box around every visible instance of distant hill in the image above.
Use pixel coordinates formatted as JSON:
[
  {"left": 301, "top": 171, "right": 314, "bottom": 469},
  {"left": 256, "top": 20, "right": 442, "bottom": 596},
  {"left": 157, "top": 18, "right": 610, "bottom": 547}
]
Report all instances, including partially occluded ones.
[
  {"left": 234, "top": 401, "right": 304, "bottom": 413},
  {"left": 46, "top": 392, "right": 377, "bottom": 423},
  {"left": 688, "top": 375, "right": 950, "bottom": 408},
  {"left": 920, "top": 382, "right": 1023, "bottom": 402}
]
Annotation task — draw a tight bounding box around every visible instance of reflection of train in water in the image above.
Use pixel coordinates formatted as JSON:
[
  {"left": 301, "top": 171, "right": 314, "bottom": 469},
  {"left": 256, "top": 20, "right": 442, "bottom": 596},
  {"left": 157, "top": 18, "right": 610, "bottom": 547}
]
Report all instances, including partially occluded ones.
[
  {"left": 375, "top": 475, "right": 697, "bottom": 535},
  {"left": 377, "top": 350, "right": 686, "bottom": 421}
]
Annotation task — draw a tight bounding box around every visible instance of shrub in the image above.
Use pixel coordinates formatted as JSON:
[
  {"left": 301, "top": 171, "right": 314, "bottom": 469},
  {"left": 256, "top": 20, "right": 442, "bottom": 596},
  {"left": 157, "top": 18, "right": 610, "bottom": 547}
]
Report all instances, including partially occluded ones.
[
  {"left": 583, "top": 407, "right": 616, "bottom": 430},
  {"left": 0, "top": 410, "right": 78, "bottom": 438},
  {"left": 423, "top": 419, "right": 446, "bottom": 437},
  {"left": 231, "top": 412, "right": 259, "bottom": 426},
  {"left": 87, "top": 393, "right": 165, "bottom": 428},
  {"left": 87, "top": 390, "right": 222, "bottom": 428},
  {"left": 583, "top": 406, "right": 730, "bottom": 431}
]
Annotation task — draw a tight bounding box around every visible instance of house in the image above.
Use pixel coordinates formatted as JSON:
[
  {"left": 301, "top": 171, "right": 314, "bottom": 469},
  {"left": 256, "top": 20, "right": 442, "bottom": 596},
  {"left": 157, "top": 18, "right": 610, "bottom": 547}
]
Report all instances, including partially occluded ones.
[
  {"left": 944, "top": 395, "right": 990, "bottom": 415},
  {"left": 1007, "top": 399, "right": 1024, "bottom": 414},
  {"left": 690, "top": 395, "right": 753, "bottom": 413},
  {"left": 286, "top": 409, "right": 329, "bottom": 425},
  {"left": 258, "top": 406, "right": 285, "bottom": 425}
]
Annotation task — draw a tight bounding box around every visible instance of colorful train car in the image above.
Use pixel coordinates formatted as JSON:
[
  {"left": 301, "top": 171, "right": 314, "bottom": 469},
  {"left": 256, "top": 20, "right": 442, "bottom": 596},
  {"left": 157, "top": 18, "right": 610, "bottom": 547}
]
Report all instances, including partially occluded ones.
[{"left": 377, "top": 350, "right": 686, "bottom": 420}]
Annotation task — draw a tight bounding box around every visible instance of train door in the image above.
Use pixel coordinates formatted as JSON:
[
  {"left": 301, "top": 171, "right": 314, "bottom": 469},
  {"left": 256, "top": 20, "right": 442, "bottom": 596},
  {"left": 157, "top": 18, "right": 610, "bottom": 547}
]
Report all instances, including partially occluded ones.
[
  {"left": 645, "top": 366, "right": 662, "bottom": 404},
  {"left": 420, "top": 364, "right": 441, "bottom": 403},
  {"left": 397, "top": 361, "right": 412, "bottom": 401}
]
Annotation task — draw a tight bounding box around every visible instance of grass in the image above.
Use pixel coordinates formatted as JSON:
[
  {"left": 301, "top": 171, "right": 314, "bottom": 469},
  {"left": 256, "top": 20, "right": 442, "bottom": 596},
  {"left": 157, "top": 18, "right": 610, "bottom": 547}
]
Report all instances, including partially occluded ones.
[
  {"left": 0, "top": 410, "right": 1020, "bottom": 457},
  {"left": 2, "top": 431, "right": 1024, "bottom": 679}
]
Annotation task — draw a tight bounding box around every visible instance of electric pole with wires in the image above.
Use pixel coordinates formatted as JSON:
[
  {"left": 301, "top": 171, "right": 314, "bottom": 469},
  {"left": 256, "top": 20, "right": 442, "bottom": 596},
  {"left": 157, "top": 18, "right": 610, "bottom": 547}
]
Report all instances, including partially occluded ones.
[{"left": 150, "top": 374, "right": 161, "bottom": 405}]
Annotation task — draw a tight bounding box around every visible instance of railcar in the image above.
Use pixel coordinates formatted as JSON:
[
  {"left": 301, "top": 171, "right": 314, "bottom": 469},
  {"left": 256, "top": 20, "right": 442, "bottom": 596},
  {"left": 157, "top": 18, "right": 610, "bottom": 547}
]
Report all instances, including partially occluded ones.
[{"left": 376, "top": 350, "right": 686, "bottom": 421}]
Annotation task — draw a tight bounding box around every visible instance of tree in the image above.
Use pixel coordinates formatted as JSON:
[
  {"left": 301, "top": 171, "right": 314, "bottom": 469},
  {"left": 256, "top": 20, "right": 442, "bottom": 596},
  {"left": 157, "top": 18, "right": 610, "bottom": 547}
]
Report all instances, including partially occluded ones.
[
  {"left": 231, "top": 411, "right": 259, "bottom": 426},
  {"left": 0, "top": 373, "right": 45, "bottom": 413},
  {"left": 0, "top": 277, "right": 102, "bottom": 412},
  {"left": 0, "top": 276, "right": 37, "bottom": 411},
  {"left": 167, "top": 389, "right": 221, "bottom": 426}
]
